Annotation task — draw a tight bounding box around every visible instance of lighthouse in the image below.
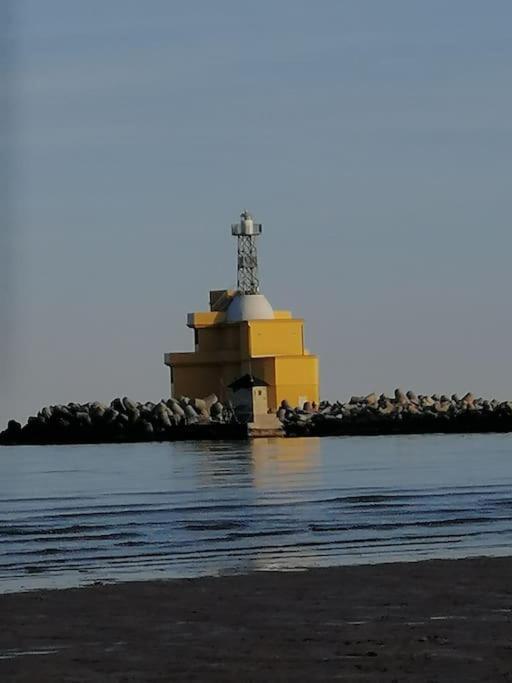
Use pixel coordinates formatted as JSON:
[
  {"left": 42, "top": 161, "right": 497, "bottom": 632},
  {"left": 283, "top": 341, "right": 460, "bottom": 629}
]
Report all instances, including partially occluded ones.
[{"left": 164, "top": 211, "right": 319, "bottom": 414}]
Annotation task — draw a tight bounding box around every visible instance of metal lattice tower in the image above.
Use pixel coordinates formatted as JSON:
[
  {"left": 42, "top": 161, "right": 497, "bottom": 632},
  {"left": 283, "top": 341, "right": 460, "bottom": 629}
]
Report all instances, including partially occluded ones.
[{"left": 231, "top": 211, "right": 263, "bottom": 295}]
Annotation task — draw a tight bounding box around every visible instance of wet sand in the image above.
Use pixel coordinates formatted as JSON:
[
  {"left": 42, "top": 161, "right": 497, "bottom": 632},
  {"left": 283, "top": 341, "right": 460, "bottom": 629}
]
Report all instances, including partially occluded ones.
[{"left": 2, "top": 556, "right": 512, "bottom": 681}]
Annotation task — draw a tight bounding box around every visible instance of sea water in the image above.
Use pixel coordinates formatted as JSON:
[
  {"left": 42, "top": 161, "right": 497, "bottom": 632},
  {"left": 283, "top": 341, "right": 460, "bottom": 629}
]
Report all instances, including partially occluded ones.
[{"left": 1, "top": 434, "right": 512, "bottom": 592}]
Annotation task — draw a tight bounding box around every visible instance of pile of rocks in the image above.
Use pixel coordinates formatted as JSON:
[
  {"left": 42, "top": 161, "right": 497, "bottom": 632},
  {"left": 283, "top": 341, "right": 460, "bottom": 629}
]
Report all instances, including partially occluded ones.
[
  {"left": 280, "top": 389, "right": 512, "bottom": 436},
  {"left": 0, "top": 395, "right": 239, "bottom": 445},
  {"left": 3, "top": 389, "right": 512, "bottom": 445}
]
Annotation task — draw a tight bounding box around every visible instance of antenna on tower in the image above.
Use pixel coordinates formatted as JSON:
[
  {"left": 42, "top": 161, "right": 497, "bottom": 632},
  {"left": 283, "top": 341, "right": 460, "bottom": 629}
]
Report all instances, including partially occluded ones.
[{"left": 231, "top": 210, "right": 263, "bottom": 295}]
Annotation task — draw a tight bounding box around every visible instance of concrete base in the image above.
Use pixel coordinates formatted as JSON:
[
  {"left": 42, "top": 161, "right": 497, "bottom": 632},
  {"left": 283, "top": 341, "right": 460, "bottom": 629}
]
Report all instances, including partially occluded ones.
[{"left": 247, "top": 415, "right": 285, "bottom": 438}]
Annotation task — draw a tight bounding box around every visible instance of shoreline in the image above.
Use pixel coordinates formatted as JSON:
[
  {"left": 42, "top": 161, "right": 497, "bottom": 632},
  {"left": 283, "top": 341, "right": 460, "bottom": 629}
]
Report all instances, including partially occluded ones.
[{"left": 2, "top": 555, "right": 512, "bottom": 680}]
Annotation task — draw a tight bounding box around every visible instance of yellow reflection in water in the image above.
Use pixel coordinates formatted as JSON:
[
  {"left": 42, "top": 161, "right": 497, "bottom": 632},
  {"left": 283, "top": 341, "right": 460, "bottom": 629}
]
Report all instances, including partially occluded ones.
[{"left": 250, "top": 437, "right": 321, "bottom": 489}]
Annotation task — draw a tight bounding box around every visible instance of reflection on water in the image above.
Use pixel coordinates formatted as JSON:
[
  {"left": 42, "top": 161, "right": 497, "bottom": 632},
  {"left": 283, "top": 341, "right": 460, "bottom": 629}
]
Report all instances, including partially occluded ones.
[
  {"left": 1, "top": 434, "right": 512, "bottom": 592},
  {"left": 250, "top": 438, "right": 321, "bottom": 488}
]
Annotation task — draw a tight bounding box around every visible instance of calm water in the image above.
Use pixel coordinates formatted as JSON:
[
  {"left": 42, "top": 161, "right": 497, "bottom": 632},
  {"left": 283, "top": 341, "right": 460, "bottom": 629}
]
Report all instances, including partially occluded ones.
[{"left": 1, "top": 434, "right": 512, "bottom": 592}]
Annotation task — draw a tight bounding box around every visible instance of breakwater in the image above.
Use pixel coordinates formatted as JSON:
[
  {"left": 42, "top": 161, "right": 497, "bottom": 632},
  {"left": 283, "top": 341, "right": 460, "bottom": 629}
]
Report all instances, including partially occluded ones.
[
  {"left": 283, "top": 389, "right": 512, "bottom": 436},
  {"left": 0, "top": 396, "right": 246, "bottom": 445},
  {"left": 1, "top": 389, "right": 512, "bottom": 445}
]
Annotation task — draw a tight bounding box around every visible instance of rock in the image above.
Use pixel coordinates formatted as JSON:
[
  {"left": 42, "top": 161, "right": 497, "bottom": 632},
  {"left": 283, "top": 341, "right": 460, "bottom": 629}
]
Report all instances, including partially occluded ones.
[
  {"left": 36, "top": 411, "right": 48, "bottom": 425},
  {"left": 191, "top": 397, "right": 207, "bottom": 413},
  {"left": 103, "top": 408, "right": 119, "bottom": 423},
  {"left": 277, "top": 407, "right": 287, "bottom": 421},
  {"left": 349, "top": 396, "right": 365, "bottom": 405},
  {"left": 365, "top": 393, "right": 378, "bottom": 405},
  {"left": 406, "top": 391, "right": 419, "bottom": 404},
  {"left": 41, "top": 406, "right": 53, "bottom": 420},
  {"left": 54, "top": 405, "right": 71, "bottom": 419},
  {"left": 111, "top": 398, "right": 124, "bottom": 413},
  {"left": 123, "top": 397, "right": 138, "bottom": 413},
  {"left": 379, "top": 404, "right": 395, "bottom": 416},
  {"left": 154, "top": 400, "right": 171, "bottom": 414},
  {"left": 89, "top": 403, "right": 107, "bottom": 422},
  {"left": 202, "top": 394, "right": 218, "bottom": 411},
  {"left": 140, "top": 420, "right": 154, "bottom": 435},
  {"left": 184, "top": 405, "right": 198, "bottom": 423},
  {"left": 155, "top": 410, "right": 172, "bottom": 429},
  {"left": 172, "top": 403, "right": 188, "bottom": 419},
  {"left": 281, "top": 399, "right": 292, "bottom": 410},
  {"left": 462, "top": 392, "right": 475, "bottom": 405},
  {"left": 0, "top": 420, "right": 22, "bottom": 443},
  {"left": 303, "top": 401, "right": 314, "bottom": 413},
  {"left": 168, "top": 401, "right": 185, "bottom": 418},
  {"left": 210, "top": 402, "right": 224, "bottom": 418},
  {"left": 394, "top": 388, "right": 408, "bottom": 405}
]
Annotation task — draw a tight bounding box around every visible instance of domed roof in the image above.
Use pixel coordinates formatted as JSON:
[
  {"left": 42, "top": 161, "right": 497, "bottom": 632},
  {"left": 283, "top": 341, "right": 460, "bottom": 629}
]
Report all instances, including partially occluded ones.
[{"left": 226, "top": 293, "right": 274, "bottom": 322}]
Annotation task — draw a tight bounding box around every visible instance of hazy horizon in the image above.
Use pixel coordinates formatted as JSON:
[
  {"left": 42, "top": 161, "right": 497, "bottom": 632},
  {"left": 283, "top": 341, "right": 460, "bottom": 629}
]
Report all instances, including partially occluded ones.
[{"left": 2, "top": 0, "right": 512, "bottom": 425}]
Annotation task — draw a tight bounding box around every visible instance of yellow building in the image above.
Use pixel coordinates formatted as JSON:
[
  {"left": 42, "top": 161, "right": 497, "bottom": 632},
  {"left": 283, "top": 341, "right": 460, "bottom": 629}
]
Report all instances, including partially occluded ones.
[{"left": 164, "top": 211, "right": 319, "bottom": 412}]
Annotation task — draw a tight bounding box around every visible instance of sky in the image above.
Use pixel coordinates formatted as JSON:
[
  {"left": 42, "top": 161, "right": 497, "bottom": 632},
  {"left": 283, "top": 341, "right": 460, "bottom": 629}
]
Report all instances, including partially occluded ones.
[{"left": 1, "top": 0, "right": 512, "bottom": 424}]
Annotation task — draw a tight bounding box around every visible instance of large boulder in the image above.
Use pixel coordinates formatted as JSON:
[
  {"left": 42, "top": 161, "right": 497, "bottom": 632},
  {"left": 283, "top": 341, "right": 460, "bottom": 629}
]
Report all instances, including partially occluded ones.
[
  {"left": 166, "top": 399, "right": 185, "bottom": 418},
  {"left": 203, "top": 394, "right": 218, "bottom": 411},
  {"left": 122, "top": 397, "right": 138, "bottom": 413},
  {"left": 210, "top": 402, "right": 224, "bottom": 419},
  {"left": 394, "top": 388, "right": 408, "bottom": 405},
  {"left": 277, "top": 407, "right": 287, "bottom": 422},
  {"left": 184, "top": 405, "right": 198, "bottom": 423},
  {"left": 111, "top": 398, "right": 124, "bottom": 413},
  {"left": 191, "top": 397, "right": 207, "bottom": 413}
]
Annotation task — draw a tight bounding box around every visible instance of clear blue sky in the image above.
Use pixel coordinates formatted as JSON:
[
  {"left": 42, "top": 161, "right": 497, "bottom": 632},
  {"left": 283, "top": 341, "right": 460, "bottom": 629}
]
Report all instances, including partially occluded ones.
[{"left": 2, "top": 0, "right": 512, "bottom": 424}]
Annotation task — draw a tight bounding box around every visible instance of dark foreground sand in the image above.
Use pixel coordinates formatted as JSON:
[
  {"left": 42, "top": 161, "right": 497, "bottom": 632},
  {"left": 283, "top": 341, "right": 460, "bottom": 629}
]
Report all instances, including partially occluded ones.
[{"left": 2, "top": 557, "right": 512, "bottom": 682}]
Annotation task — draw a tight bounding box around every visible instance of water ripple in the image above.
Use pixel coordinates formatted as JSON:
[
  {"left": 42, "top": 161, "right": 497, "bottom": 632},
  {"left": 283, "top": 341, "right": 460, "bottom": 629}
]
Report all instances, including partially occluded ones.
[{"left": 1, "top": 434, "right": 512, "bottom": 591}]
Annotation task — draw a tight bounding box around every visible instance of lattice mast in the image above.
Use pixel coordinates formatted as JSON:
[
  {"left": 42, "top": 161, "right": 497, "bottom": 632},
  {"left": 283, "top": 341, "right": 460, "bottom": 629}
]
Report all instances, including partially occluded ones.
[{"left": 231, "top": 210, "right": 263, "bottom": 295}]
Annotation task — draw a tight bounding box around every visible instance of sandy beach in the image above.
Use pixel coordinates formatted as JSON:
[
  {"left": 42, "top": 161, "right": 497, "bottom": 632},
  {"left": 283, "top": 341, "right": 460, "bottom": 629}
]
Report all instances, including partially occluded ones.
[{"left": 2, "top": 556, "right": 512, "bottom": 681}]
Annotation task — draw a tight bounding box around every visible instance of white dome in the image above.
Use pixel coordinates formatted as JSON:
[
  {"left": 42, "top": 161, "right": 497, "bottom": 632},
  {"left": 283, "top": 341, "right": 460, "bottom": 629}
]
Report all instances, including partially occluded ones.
[{"left": 226, "top": 294, "right": 274, "bottom": 322}]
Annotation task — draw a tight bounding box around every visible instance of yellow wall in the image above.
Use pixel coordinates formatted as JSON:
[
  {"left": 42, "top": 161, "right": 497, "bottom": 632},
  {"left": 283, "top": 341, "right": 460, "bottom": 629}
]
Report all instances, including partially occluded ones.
[
  {"left": 166, "top": 311, "right": 319, "bottom": 408},
  {"left": 173, "top": 365, "right": 221, "bottom": 400},
  {"left": 197, "top": 325, "right": 248, "bottom": 354},
  {"left": 248, "top": 319, "right": 304, "bottom": 357},
  {"left": 274, "top": 356, "right": 319, "bottom": 407}
]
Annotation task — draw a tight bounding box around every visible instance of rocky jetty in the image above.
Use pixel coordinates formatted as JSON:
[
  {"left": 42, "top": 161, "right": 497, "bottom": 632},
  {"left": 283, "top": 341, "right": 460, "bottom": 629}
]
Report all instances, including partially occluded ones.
[
  {"left": 2, "top": 389, "right": 512, "bottom": 445},
  {"left": 281, "top": 390, "right": 512, "bottom": 436},
  {"left": 0, "top": 395, "right": 245, "bottom": 445}
]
